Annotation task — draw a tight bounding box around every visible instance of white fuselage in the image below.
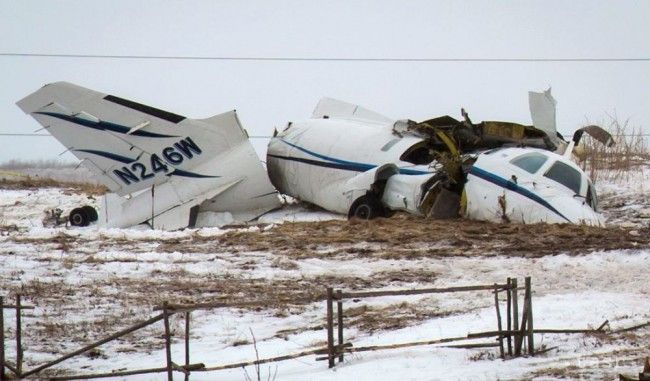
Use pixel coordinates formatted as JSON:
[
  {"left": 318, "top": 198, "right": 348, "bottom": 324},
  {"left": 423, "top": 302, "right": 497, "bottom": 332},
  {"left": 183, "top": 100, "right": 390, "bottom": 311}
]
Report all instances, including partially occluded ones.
[
  {"left": 464, "top": 147, "right": 604, "bottom": 226},
  {"left": 268, "top": 116, "right": 604, "bottom": 226},
  {"left": 267, "top": 118, "right": 434, "bottom": 215}
]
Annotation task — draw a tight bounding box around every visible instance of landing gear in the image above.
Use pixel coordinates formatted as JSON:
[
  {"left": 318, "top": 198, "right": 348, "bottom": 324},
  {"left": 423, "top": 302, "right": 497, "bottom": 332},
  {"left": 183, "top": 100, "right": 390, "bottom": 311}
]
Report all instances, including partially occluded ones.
[
  {"left": 82, "top": 205, "right": 98, "bottom": 222},
  {"left": 348, "top": 196, "right": 386, "bottom": 220},
  {"left": 69, "top": 205, "right": 98, "bottom": 227}
]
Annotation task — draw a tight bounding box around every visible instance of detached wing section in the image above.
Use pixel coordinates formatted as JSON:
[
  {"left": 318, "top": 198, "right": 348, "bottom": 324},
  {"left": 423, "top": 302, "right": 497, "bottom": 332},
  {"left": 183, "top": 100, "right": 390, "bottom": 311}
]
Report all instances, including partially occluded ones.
[{"left": 17, "top": 82, "right": 280, "bottom": 228}]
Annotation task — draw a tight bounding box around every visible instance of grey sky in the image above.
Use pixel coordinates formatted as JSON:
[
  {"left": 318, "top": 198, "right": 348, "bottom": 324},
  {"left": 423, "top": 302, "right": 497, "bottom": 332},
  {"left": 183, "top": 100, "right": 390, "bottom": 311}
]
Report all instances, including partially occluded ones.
[{"left": 1, "top": 0, "right": 649, "bottom": 163}]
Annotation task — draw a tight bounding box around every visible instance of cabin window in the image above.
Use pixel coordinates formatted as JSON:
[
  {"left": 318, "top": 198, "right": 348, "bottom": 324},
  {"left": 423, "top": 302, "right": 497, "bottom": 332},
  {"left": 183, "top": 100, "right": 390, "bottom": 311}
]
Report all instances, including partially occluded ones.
[
  {"left": 400, "top": 142, "right": 435, "bottom": 165},
  {"left": 543, "top": 161, "right": 582, "bottom": 194},
  {"left": 510, "top": 152, "right": 548, "bottom": 174}
]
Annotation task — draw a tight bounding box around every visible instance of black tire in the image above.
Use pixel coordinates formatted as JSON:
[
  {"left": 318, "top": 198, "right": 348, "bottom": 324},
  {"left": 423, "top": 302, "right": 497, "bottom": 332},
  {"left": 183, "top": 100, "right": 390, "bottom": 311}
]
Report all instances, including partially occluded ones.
[
  {"left": 69, "top": 207, "right": 90, "bottom": 227},
  {"left": 348, "top": 196, "right": 383, "bottom": 220},
  {"left": 81, "top": 205, "right": 98, "bottom": 222}
]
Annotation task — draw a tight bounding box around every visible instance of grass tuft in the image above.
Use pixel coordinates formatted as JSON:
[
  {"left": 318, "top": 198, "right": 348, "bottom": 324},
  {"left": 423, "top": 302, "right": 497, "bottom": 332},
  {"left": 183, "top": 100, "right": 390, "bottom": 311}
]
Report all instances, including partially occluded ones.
[{"left": 577, "top": 114, "right": 649, "bottom": 182}]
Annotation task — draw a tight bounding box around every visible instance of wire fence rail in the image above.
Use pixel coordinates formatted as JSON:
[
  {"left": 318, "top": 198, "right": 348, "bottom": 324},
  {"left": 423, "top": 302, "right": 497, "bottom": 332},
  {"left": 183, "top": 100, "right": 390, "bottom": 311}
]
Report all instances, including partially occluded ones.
[{"left": 1, "top": 277, "right": 643, "bottom": 380}]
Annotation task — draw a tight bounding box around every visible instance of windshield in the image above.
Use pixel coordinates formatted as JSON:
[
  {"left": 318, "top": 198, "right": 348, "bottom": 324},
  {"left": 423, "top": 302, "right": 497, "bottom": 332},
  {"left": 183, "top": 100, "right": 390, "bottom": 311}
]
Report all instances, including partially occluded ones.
[
  {"left": 543, "top": 161, "right": 582, "bottom": 194},
  {"left": 510, "top": 152, "right": 548, "bottom": 174}
]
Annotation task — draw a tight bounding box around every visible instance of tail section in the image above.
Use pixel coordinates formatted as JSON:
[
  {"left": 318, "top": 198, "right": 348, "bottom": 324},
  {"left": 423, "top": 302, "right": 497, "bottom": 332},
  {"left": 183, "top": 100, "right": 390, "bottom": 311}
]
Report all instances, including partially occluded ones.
[
  {"left": 17, "top": 82, "right": 246, "bottom": 196},
  {"left": 18, "top": 82, "right": 281, "bottom": 228}
]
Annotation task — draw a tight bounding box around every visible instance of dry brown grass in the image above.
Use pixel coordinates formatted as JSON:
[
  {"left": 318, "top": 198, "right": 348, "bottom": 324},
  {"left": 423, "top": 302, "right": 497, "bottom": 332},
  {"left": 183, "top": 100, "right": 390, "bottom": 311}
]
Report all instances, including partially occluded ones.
[
  {"left": 578, "top": 115, "right": 649, "bottom": 182},
  {"left": 0, "top": 176, "right": 108, "bottom": 195},
  {"left": 344, "top": 301, "right": 467, "bottom": 332},
  {"left": 7, "top": 214, "right": 650, "bottom": 259},
  {"left": 0, "top": 222, "right": 22, "bottom": 234},
  {"left": 527, "top": 343, "right": 650, "bottom": 380},
  {"left": 181, "top": 215, "right": 650, "bottom": 259}
]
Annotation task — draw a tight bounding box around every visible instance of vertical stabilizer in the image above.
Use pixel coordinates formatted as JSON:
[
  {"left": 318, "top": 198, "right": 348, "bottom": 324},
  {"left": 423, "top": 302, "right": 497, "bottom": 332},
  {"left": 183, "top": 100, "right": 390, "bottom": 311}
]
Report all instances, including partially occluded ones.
[{"left": 529, "top": 88, "right": 558, "bottom": 143}]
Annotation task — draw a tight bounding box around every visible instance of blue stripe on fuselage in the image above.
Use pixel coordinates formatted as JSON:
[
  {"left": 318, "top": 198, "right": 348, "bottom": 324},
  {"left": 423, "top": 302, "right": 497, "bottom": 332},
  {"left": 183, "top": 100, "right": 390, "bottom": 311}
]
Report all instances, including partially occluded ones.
[
  {"left": 276, "top": 138, "right": 429, "bottom": 175},
  {"left": 468, "top": 166, "right": 570, "bottom": 222}
]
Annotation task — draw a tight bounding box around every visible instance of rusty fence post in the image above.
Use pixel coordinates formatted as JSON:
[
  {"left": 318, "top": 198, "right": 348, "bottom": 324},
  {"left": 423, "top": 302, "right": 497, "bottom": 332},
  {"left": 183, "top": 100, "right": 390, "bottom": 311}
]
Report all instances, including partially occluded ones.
[
  {"left": 511, "top": 278, "right": 519, "bottom": 356},
  {"left": 185, "top": 311, "right": 190, "bottom": 381},
  {"left": 1, "top": 296, "right": 5, "bottom": 381},
  {"left": 326, "top": 287, "right": 334, "bottom": 368},
  {"left": 513, "top": 278, "right": 524, "bottom": 356},
  {"left": 163, "top": 302, "right": 174, "bottom": 381},
  {"left": 506, "top": 278, "right": 512, "bottom": 357},
  {"left": 525, "top": 277, "right": 534, "bottom": 355},
  {"left": 493, "top": 284, "right": 504, "bottom": 359},
  {"left": 336, "top": 290, "right": 344, "bottom": 363},
  {"left": 15, "top": 295, "right": 21, "bottom": 377}
]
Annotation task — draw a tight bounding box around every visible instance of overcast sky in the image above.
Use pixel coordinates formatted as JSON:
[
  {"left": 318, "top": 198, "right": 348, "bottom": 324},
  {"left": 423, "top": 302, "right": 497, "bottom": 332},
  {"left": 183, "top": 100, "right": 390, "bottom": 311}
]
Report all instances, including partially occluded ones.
[{"left": 1, "top": 0, "right": 649, "bottom": 164}]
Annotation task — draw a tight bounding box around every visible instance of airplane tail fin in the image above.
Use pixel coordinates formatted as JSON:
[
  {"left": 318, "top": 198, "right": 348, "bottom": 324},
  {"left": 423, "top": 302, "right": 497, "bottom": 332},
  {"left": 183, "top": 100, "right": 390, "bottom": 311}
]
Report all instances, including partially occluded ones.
[
  {"left": 529, "top": 88, "right": 558, "bottom": 144},
  {"left": 18, "top": 82, "right": 281, "bottom": 229},
  {"left": 17, "top": 82, "right": 247, "bottom": 196}
]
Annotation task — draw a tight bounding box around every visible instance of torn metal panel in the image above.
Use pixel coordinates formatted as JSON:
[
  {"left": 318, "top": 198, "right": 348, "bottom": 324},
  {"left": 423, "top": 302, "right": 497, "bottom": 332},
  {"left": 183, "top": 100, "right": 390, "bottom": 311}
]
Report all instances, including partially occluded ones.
[
  {"left": 528, "top": 88, "right": 558, "bottom": 144},
  {"left": 381, "top": 173, "right": 435, "bottom": 215},
  {"left": 312, "top": 97, "right": 393, "bottom": 124}
]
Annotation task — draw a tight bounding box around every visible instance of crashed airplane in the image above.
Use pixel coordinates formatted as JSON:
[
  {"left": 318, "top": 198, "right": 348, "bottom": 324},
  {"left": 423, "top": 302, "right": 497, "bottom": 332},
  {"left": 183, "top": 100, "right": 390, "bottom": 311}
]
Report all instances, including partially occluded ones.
[
  {"left": 267, "top": 90, "right": 614, "bottom": 226},
  {"left": 17, "top": 82, "right": 281, "bottom": 230},
  {"left": 18, "top": 83, "right": 613, "bottom": 230}
]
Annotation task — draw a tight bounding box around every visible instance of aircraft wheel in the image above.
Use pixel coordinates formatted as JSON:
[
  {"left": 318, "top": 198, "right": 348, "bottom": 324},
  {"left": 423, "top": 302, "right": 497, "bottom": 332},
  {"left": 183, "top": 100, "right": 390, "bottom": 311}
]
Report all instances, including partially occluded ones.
[
  {"left": 81, "top": 205, "right": 98, "bottom": 222},
  {"left": 69, "top": 207, "right": 90, "bottom": 227},
  {"left": 349, "top": 196, "right": 383, "bottom": 220}
]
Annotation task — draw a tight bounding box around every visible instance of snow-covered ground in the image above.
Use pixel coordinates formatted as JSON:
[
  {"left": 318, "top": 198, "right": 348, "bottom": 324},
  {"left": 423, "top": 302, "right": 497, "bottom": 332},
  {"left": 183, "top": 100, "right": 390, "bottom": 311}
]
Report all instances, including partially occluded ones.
[{"left": 0, "top": 166, "right": 649, "bottom": 380}]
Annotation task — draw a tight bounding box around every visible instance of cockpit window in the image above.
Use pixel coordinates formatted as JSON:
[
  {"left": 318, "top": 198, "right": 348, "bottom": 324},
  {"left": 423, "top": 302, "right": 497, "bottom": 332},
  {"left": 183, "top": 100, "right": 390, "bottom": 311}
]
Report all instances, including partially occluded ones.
[
  {"left": 544, "top": 161, "right": 582, "bottom": 194},
  {"left": 510, "top": 152, "right": 548, "bottom": 174}
]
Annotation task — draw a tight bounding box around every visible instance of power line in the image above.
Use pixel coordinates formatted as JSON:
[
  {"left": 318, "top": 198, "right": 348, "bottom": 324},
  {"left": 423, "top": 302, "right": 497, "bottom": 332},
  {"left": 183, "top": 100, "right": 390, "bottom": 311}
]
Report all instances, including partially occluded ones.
[
  {"left": 2, "top": 133, "right": 649, "bottom": 137},
  {"left": 0, "top": 133, "right": 50, "bottom": 136},
  {"left": 1, "top": 52, "right": 650, "bottom": 62},
  {"left": 0, "top": 132, "right": 275, "bottom": 138}
]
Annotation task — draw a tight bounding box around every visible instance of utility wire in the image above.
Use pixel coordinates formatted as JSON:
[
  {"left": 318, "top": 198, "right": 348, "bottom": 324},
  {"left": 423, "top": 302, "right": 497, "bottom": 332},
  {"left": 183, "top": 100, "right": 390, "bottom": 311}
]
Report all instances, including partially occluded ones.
[
  {"left": 2, "top": 133, "right": 649, "bottom": 137},
  {"left": 0, "top": 132, "right": 276, "bottom": 138},
  {"left": 1, "top": 52, "right": 650, "bottom": 62},
  {"left": 1, "top": 133, "right": 50, "bottom": 136}
]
